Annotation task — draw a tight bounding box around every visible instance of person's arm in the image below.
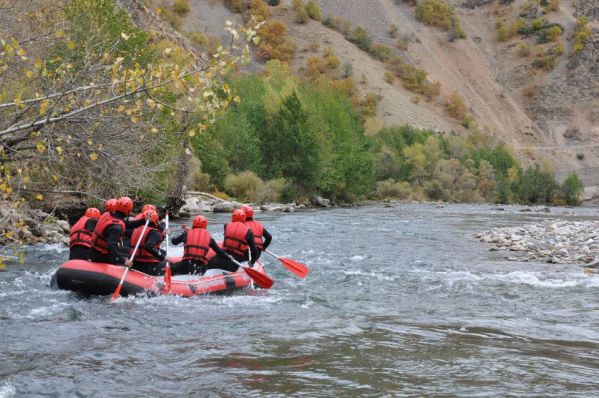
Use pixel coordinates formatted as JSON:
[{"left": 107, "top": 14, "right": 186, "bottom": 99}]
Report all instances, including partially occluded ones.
[
  {"left": 171, "top": 231, "right": 186, "bottom": 246},
  {"left": 210, "top": 238, "right": 229, "bottom": 259},
  {"left": 105, "top": 225, "right": 126, "bottom": 265},
  {"left": 246, "top": 230, "right": 258, "bottom": 264},
  {"left": 125, "top": 218, "right": 146, "bottom": 229},
  {"left": 262, "top": 228, "right": 272, "bottom": 250},
  {"left": 144, "top": 231, "right": 165, "bottom": 261},
  {"left": 84, "top": 218, "right": 98, "bottom": 232}
]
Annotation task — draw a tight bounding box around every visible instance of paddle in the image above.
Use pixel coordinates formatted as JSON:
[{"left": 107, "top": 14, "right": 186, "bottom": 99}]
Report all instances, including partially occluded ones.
[
  {"left": 112, "top": 219, "right": 150, "bottom": 300},
  {"left": 228, "top": 256, "right": 274, "bottom": 289},
  {"left": 163, "top": 212, "right": 172, "bottom": 293},
  {"left": 264, "top": 249, "right": 309, "bottom": 278}
]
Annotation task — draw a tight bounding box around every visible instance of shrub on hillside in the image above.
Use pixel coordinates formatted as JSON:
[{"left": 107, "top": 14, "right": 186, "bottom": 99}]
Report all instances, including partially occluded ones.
[
  {"left": 173, "top": 0, "right": 190, "bottom": 16},
  {"left": 397, "top": 64, "right": 440, "bottom": 100},
  {"left": 368, "top": 43, "right": 394, "bottom": 62},
  {"left": 226, "top": 0, "right": 244, "bottom": 13},
  {"left": 295, "top": 6, "right": 309, "bottom": 23},
  {"left": 257, "top": 21, "right": 296, "bottom": 62},
  {"left": 322, "top": 16, "right": 352, "bottom": 36},
  {"left": 248, "top": 0, "right": 271, "bottom": 21},
  {"left": 571, "top": 16, "right": 592, "bottom": 55},
  {"left": 389, "top": 24, "right": 399, "bottom": 38},
  {"left": 415, "top": 0, "right": 454, "bottom": 30},
  {"left": 349, "top": 26, "right": 371, "bottom": 51},
  {"left": 445, "top": 92, "right": 467, "bottom": 120},
  {"left": 305, "top": 1, "right": 322, "bottom": 21}
]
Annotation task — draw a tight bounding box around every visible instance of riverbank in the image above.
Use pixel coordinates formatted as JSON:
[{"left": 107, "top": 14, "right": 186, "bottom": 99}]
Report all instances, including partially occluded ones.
[
  {"left": 0, "top": 201, "right": 70, "bottom": 247},
  {"left": 478, "top": 220, "right": 599, "bottom": 265}
]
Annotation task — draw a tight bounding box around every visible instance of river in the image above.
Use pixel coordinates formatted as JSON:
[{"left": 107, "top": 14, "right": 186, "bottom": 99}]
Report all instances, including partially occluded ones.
[{"left": 1, "top": 203, "right": 599, "bottom": 397}]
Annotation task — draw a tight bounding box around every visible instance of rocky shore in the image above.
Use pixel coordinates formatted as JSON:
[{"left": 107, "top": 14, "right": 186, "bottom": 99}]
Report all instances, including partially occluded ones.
[
  {"left": 477, "top": 220, "right": 599, "bottom": 265},
  {"left": 0, "top": 202, "right": 70, "bottom": 246},
  {"left": 177, "top": 194, "right": 334, "bottom": 217}
]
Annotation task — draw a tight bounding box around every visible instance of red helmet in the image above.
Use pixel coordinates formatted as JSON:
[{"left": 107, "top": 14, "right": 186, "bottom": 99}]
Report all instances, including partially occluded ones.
[
  {"left": 105, "top": 198, "right": 117, "bottom": 213},
  {"left": 241, "top": 204, "right": 254, "bottom": 220},
  {"left": 142, "top": 204, "right": 157, "bottom": 213},
  {"left": 232, "top": 208, "right": 246, "bottom": 222},
  {"left": 144, "top": 209, "right": 158, "bottom": 225},
  {"left": 84, "top": 207, "right": 101, "bottom": 219},
  {"left": 116, "top": 196, "right": 134, "bottom": 216},
  {"left": 192, "top": 215, "right": 208, "bottom": 229}
]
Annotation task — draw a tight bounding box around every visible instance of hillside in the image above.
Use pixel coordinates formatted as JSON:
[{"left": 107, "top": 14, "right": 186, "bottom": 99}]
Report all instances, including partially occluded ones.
[{"left": 139, "top": 0, "right": 598, "bottom": 190}]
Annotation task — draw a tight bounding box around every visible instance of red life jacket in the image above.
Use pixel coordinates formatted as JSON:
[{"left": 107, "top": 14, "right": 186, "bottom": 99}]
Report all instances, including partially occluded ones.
[
  {"left": 90, "top": 212, "right": 126, "bottom": 254},
  {"left": 69, "top": 216, "right": 93, "bottom": 248},
  {"left": 130, "top": 225, "right": 163, "bottom": 264},
  {"left": 183, "top": 228, "right": 212, "bottom": 264},
  {"left": 245, "top": 220, "right": 264, "bottom": 250},
  {"left": 223, "top": 222, "right": 250, "bottom": 257}
]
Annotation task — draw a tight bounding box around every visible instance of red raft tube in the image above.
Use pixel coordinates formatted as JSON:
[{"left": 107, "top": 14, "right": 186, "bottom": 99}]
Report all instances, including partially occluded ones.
[{"left": 53, "top": 258, "right": 268, "bottom": 297}]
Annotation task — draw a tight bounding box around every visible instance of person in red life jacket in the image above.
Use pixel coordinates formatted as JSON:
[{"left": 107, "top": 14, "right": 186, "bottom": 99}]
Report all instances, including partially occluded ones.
[
  {"left": 132, "top": 204, "right": 158, "bottom": 221},
  {"left": 241, "top": 204, "right": 272, "bottom": 261},
  {"left": 69, "top": 207, "right": 101, "bottom": 260},
  {"left": 129, "top": 209, "right": 170, "bottom": 276},
  {"left": 222, "top": 209, "right": 258, "bottom": 266},
  {"left": 89, "top": 196, "right": 138, "bottom": 266},
  {"left": 170, "top": 215, "right": 233, "bottom": 274},
  {"left": 104, "top": 198, "right": 117, "bottom": 214}
]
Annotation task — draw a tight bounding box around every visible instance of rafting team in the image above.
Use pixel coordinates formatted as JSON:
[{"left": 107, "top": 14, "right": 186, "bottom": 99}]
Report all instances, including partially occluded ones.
[{"left": 68, "top": 196, "right": 272, "bottom": 276}]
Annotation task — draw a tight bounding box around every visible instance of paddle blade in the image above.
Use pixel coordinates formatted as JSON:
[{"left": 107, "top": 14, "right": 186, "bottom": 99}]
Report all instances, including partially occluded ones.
[
  {"left": 280, "top": 257, "right": 309, "bottom": 278},
  {"left": 243, "top": 266, "right": 274, "bottom": 289}
]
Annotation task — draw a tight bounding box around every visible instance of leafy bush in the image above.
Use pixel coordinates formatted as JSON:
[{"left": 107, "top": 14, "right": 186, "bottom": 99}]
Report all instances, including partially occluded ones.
[
  {"left": 368, "top": 44, "right": 393, "bottom": 62},
  {"left": 445, "top": 92, "right": 467, "bottom": 120},
  {"left": 375, "top": 179, "right": 413, "bottom": 199},
  {"left": 256, "top": 21, "right": 296, "bottom": 62},
  {"left": 571, "top": 16, "right": 591, "bottom": 55},
  {"left": 349, "top": 26, "right": 371, "bottom": 51},
  {"left": 295, "top": 6, "right": 309, "bottom": 23},
  {"left": 224, "top": 171, "right": 264, "bottom": 201},
  {"left": 322, "top": 16, "right": 352, "bottom": 36},
  {"left": 305, "top": 1, "right": 322, "bottom": 21},
  {"left": 248, "top": 0, "right": 271, "bottom": 21},
  {"left": 517, "top": 165, "right": 558, "bottom": 204},
  {"left": 415, "top": 0, "right": 454, "bottom": 30},
  {"left": 256, "top": 177, "right": 286, "bottom": 203},
  {"left": 173, "top": 0, "right": 190, "bottom": 16},
  {"left": 561, "top": 173, "right": 583, "bottom": 205},
  {"left": 226, "top": 0, "right": 244, "bottom": 12},
  {"left": 396, "top": 64, "right": 440, "bottom": 100}
]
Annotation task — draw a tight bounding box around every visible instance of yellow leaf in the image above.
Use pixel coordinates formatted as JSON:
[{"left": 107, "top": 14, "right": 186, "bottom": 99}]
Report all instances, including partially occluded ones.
[
  {"left": 90, "top": 153, "right": 98, "bottom": 161},
  {"left": 67, "top": 41, "right": 75, "bottom": 49},
  {"left": 87, "top": 139, "right": 93, "bottom": 146},
  {"left": 234, "top": 96, "right": 241, "bottom": 103},
  {"left": 151, "top": 128, "right": 158, "bottom": 134},
  {"left": 35, "top": 194, "right": 43, "bottom": 201},
  {"left": 55, "top": 30, "right": 65, "bottom": 38},
  {"left": 39, "top": 99, "right": 49, "bottom": 115},
  {"left": 120, "top": 32, "right": 130, "bottom": 40},
  {"left": 252, "top": 37, "right": 261, "bottom": 45},
  {"left": 188, "top": 129, "right": 196, "bottom": 137},
  {"left": 26, "top": 70, "right": 33, "bottom": 78},
  {"left": 34, "top": 59, "right": 42, "bottom": 69},
  {"left": 0, "top": 183, "right": 6, "bottom": 192},
  {"left": 52, "top": 175, "right": 59, "bottom": 182},
  {"left": 56, "top": 146, "right": 62, "bottom": 155},
  {"left": 36, "top": 143, "right": 46, "bottom": 154}
]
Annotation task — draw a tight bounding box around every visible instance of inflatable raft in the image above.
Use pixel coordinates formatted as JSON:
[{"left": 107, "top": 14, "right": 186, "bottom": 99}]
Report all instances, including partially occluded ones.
[{"left": 53, "top": 259, "right": 267, "bottom": 297}]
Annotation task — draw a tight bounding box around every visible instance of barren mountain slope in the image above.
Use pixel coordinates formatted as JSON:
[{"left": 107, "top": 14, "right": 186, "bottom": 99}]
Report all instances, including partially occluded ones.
[{"left": 136, "top": 0, "right": 598, "bottom": 186}]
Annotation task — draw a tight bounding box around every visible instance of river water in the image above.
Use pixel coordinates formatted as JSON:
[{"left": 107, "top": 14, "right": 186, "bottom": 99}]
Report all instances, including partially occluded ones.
[{"left": 1, "top": 203, "right": 599, "bottom": 397}]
